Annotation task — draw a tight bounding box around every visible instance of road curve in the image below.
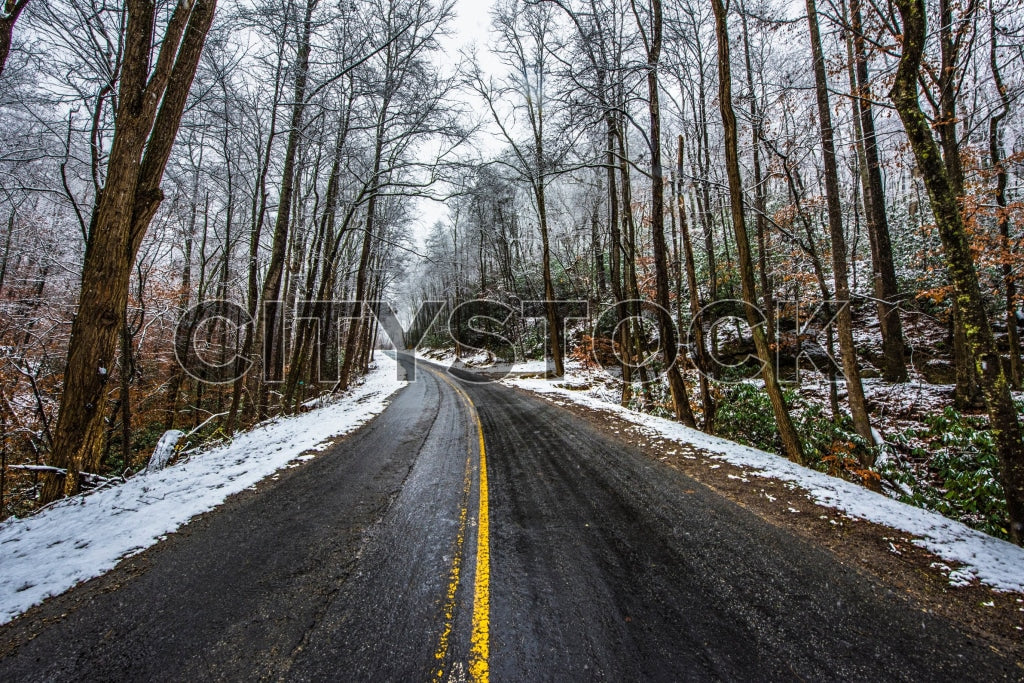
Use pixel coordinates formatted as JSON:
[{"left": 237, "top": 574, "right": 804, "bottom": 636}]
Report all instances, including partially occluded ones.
[{"left": 0, "top": 357, "right": 1019, "bottom": 681}]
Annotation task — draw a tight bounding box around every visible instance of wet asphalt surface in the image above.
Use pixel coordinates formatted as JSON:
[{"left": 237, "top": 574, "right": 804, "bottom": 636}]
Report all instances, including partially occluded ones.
[{"left": 0, "top": 357, "right": 1020, "bottom": 681}]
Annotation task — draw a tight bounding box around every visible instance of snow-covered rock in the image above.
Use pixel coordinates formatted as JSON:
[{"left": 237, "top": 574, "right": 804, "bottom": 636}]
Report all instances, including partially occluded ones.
[{"left": 146, "top": 430, "right": 185, "bottom": 472}]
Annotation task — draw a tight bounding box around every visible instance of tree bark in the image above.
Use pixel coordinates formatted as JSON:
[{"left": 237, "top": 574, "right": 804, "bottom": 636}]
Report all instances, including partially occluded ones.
[
  {"left": 639, "top": 0, "right": 695, "bottom": 426},
  {"left": 339, "top": 101, "right": 387, "bottom": 392},
  {"left": 164, "top": 185, "right": 197, "bottom": 431},
  {"left": 805, "top": 0, "right": 874, "bottom": 452},
  {"left": 988, "top": 12, "right": 1021, "bottom": 388},
  {"left": 849, "top": 0, "right": 908, "bottom": 382},
  {"left": 711, "top": 0, "right": 804, "bottom": 464},
  {"left": 536, "top": 178, "right": 564, "bottom": 377},
  {"left": 0, "top": 0, "right": 30, "bottom": 79},
  {"left": 738, "top": 0, "right": 773, "bottom": 332},
  {"left": 935, "top": 0, "right": 982, "bottom": 409},
  {"left": 257, "top": 0, "right": 317, "bottom": 416},
  {"left": 890, "top": 0, "right": 1024, "bottom": 544},
  {"left": 605, "top": 113, "right": 634, "bottom": 402},
  {"left": 284, "top": 107, "right": 349, "bottom": 410},
  {"left": 228, "top": 35, "right": 288, "bottom": 434},
  {"left": 678, "top": 135, "right": 715, "bottom": 431},
  {"left": 617, "top": 124, "right": 651, "bottom": 391},
  {"left": 42, "top": 0, "right": 217, "bottom": 504}
]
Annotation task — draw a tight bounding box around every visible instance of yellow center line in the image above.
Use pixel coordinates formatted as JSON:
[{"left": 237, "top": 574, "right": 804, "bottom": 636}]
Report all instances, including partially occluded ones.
[
  {"left": 429, "top": 367, "right": 491, "bottom": 683},
  {"left": 432, "top": 453, "right": 472, "bottom": 680},
  {"left": 469, "top": 406, "right": 490, "bottom": 683}
]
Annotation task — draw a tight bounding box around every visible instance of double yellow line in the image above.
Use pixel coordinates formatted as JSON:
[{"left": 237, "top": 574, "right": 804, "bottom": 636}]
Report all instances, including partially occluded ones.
[{"left": 431, "top": 368, "right": 490, "bottom": 683}]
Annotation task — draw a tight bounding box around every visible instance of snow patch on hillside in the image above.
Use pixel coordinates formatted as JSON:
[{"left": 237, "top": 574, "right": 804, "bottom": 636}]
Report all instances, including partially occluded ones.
[
  {"left": 0, "top": 353, "right": 407, "bottom": 626},
  {"left": 416, "top": 348, "right": 563, "bottom": 375},
  {"left": 507, "top": 377, "right": 1024, "bottom": 593}
]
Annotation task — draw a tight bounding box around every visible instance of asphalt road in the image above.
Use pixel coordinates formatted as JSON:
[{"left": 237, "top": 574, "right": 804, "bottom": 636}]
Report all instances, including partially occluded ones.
[{"left": 0, "top": 358, "right": 1019, "bottom": 681}]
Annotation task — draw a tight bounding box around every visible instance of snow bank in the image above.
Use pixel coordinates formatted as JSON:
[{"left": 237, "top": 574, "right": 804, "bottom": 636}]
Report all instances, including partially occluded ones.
[
  {"left": 507, "top": 377, "right": 1024, "bottom": 593},
  {"left": 0, "top": 353, "right": 407, "bottom": 626}
]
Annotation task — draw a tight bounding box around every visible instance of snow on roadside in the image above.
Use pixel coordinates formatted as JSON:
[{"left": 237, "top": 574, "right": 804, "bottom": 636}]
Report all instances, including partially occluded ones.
[
  {"left": 506, "top": 376, "right": 1024, "bottom": 593},
  {"left": 0, "top": 352, "right": 407, "bottom": 626}
]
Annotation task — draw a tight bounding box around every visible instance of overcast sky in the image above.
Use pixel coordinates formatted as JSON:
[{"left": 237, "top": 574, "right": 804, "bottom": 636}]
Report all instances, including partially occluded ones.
[{"left": 409, "top": 0, "right": 499, "bottom": 245}]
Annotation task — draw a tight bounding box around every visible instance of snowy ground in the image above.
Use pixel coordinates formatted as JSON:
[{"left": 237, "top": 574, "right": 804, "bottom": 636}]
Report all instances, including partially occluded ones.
[
  {"left": 415, "top": 347, "right": 585, "bottom": 376},
  {"left": 505, "top": 375, "right": 1024, "bottom": 594},
  {"left": 0, "top": 353, "right": 407, "bottom": 626}
]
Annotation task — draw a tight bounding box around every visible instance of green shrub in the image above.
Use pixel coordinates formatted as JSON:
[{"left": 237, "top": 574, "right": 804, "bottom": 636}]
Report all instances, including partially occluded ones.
[
  {"left": 714, "top": 383, "right": 784, "bottom": 454},
  {"left": 715, "top": 383, "right": 874, "bottom": 482},
  {"left": 880, "top": 407, "right": 1009, "bottom": 539},
  {"left": 715, "top": 385, "right": 1010, "bottom": 538},
  {"left": 794, "top": 402, "right": 875, "bottom": 476}
]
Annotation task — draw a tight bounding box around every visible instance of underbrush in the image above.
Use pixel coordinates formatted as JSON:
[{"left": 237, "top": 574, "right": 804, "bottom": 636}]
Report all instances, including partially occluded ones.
[
  {"left": 713, "top": 383, "right": 876, "bottom": 486},
  {"left": 713, "top": 383, "right": 1010, "bottom": 538},
  {"left": 880, "top": 407, "right": 1010, "bottom": 539}
]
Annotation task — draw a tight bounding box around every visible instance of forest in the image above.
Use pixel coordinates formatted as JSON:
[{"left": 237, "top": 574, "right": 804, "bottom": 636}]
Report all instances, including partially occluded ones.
[{"left": 1, "top": 0, "right": 1023, "bottom": 546}]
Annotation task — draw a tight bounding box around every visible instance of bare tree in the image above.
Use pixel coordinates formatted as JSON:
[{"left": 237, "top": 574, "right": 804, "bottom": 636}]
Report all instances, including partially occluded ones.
[
  {"left": 804, "top": 0, "right": 874, "bottom": 449},
  {"left": 847, "top": 0, "right": 908, "bottom": 383},
  {"left": 632, "top": 0, "right": 695, "bottom": 426},
  {"left": 711, "top": 0, "right": 803, "bottom": 464},
  {"left": 988, "top": 3, "right": 1021, "bottom": 388},
  {"left": 42, "top": 0, "right": 217, "bottom": 503},
  {"left": 470, "top": 0, "right": 566, "bottom": 376}
]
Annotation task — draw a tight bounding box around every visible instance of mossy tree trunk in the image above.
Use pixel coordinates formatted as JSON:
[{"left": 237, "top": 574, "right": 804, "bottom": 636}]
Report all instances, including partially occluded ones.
[
  {"left": 988, "top": 12, "right": 1022, "bottom": 389},
  {"left": 891, "top": 0, "right": 1024, "bottom": 544}
]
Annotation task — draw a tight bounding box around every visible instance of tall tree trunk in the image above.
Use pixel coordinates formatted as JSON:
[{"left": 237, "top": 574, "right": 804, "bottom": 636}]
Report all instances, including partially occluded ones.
[
  {"left": 890, "top": 0, "right": 1024, "bottom": 545},
  {"left": 934, "top": 0, "right": 982, "bottom": 409},
  {"left": 695, "top": 85, "right": 718, "bottom": 315},
  {"left": 686, "top": 72, "right": 721, "bottom": 362},
  {"left": 535, "top": 179, "right": 564, "bottom": 377},
  {"left": 711, "top": 0, "right": 804, "bottom": 464},
  {"left": 591, "top": 192, "right": 605, "bottom": 298},
  {"left": 849, "top": 0, "right": 908, "bottom": 382},
  {"left": 228, "top": 40, "right": 286, "bottom": 433},
  {"left": 670, "top": 172, "right": 683, "bottom": 328},
  {"left": 640, "top": 0, "right": 695, "bottom": 426},
  {"left": 0, "top": 211, "right": 13, "bottom": 296},
  {"left": 164, "top": 190, "right": 196, "bottom": 431},
  {"left": 617, "top": 125, "right": 651, "bottom": 390},
  {"left": 605, "top": 114, "right": 633, "bottom": 403},
  {"left": 42, "top": 0, "right": 217, "bottom": 504},
  {"left": 738, "top": 0, "right": 773, "bottom": 332},
  {"left": 988, "top": 12, "right": 1021, "bottom": 388},
  {"left": 678, "top": 136, "right": 715, "bottom": 431},
  {"left": 775, "top": 149, "right": 842, "bottom": 419},
  {"left": 284, "top": 112, "right": 348, "bottom": 409},
  {"left": 339, "top": 106, "right": 387, "bottom": 392},
  {"left": 805, "top": 0, "right": 874, "bottom": 451},
  {"left": 119, "top": 317, "right": 133, "bottom": 469},
  {"left": 257, "top": 0, "right": 317, "bottom": 416}
]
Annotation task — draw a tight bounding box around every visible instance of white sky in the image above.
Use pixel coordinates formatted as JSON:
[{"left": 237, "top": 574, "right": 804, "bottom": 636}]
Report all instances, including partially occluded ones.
[{"left": 409, "top": 0, "right": 499, "bottom": 245}]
